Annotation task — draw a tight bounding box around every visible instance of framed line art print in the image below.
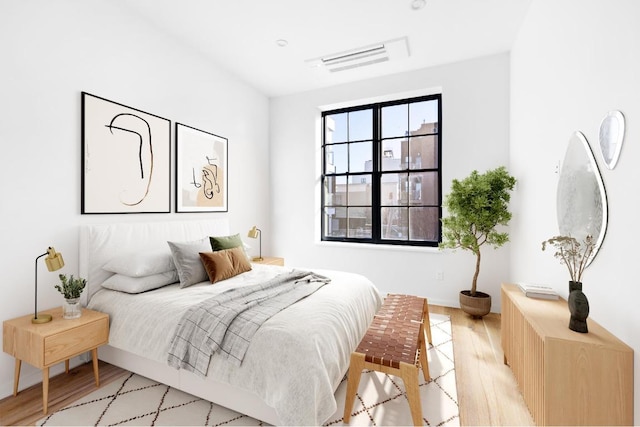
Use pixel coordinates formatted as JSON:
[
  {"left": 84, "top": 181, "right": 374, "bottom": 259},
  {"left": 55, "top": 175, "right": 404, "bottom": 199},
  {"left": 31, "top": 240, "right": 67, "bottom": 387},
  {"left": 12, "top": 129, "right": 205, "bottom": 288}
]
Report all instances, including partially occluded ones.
[
  {"left": 81, "top": 92, "right": 171, "bottom": 214},
  {"left": 175, "top": 123, "right": 228, "bottom": 212}
]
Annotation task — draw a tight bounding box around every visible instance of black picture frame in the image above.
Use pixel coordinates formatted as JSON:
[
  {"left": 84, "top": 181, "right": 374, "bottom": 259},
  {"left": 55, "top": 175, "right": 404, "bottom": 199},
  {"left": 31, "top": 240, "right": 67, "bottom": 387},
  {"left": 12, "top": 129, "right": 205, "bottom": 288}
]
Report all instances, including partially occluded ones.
[
  {"left": 81, "top": 92, "right": 171, "bottom": 214},
  {"left": 175, "top": 123, "right": 228, "bottom": 213}
]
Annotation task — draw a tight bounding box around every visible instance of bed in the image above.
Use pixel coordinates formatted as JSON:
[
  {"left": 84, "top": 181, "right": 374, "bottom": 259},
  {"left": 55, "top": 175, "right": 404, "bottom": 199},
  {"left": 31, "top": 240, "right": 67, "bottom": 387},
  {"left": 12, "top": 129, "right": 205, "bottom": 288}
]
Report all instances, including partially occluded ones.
[{"left": 79, "top": 219, "right": 381, "bottom": 425}]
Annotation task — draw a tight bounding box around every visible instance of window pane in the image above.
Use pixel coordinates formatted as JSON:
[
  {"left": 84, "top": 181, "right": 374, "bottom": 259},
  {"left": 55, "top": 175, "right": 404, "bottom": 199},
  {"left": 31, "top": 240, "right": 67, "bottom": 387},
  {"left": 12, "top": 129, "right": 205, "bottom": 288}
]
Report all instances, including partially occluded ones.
[
  {"left": 409, "top": 207, "right": 439, "bottom": 241},
  {"left": 408, "top": 135, "right": 438, "bottom": 169},
  {"left": 324, "top": 206, "right": 346, "bottom": 237},
  {"left": 349, "top": 109, "right": 372, "bottom": 141},
  {"left": 349, "top": 141, "right": 372, "bottom": 173},
  {"left": 381, "top": 139, "right": 408, "bottom": 171},
  {"left": 409, "top": 100, "right": 438, "bottom": 135},
  {"left": 380, "top": 172, "right": 406, "bottom": 206},
  {"left": 325, "top": 144, "right": 347, "bottom": 174},
  {"left": 380, "top": 179, "right": 397, "bottom": 206},
  {"left": 347, "top": 175, "right": 371, "bottom": 206},
  {"left": 381, "top": 207, "right": 408, "bottom": 240},
  {"left": 409, "top": 171, "right": 439, "bottom": 205},
  {"left": 325, "top": 113, "right": 347, "bottom": 144},
  {"left": 348, "top": 207, "right": 372, "bottom": 238},
  {"left": 323, "top": 175, "right": 346, "bottom": 206},
  {"left": 381, "top": 104, "right": 408, "bottom": 138}
]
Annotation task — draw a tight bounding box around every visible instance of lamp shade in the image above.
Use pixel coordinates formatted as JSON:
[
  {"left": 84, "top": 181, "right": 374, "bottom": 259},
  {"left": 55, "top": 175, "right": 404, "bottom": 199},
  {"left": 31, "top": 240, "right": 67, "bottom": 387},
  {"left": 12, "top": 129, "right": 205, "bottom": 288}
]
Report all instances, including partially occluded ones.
[
  {"left": 44, "top": 247, "right": 64, "bottom": 272},
  {"left": 248, "top": 226, "right": 260, "bottom": 239}
]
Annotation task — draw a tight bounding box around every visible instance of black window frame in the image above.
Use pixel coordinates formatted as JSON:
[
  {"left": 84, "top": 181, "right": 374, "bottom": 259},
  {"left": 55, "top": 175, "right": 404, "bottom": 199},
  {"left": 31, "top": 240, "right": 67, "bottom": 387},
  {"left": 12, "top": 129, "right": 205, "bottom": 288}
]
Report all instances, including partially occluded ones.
[{"left": 321, "top": 93, "right": 442, "bottom": 247}]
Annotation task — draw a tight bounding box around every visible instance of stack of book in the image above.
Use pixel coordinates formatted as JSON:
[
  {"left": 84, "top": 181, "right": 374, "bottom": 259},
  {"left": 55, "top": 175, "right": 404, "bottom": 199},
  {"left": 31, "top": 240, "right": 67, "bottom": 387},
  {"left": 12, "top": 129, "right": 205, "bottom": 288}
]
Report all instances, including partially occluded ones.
[{"left": 517, "top": 283, "right": 559, "bottom": 300}]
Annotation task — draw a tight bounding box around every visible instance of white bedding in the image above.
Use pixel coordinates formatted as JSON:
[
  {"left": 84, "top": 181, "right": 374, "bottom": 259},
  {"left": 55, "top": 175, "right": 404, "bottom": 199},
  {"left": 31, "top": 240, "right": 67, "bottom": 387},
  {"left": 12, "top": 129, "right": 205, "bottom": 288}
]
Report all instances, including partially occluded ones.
[{"left": 88, "top": 263, "right": 381, "bottom": 425}]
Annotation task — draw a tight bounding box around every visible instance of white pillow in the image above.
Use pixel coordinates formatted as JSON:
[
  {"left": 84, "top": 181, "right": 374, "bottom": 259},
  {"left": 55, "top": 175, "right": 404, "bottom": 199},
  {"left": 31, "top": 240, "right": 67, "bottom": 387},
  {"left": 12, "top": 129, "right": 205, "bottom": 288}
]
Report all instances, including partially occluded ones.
[
  {"left": 103, "top": 251, "right": 175, "bottom": 277},
  {"left": 168, "top": 238, "right": 211, "bottom": 288},
  {"left": 102, "top": 271, "right": 179, "bottom": 294}
]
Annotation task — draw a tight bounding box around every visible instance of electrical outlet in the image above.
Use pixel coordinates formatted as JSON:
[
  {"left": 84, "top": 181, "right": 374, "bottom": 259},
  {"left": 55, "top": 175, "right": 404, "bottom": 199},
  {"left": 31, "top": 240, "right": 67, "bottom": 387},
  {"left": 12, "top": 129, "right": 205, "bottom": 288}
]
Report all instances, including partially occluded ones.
[{"left": 436, "top": 271, "right": 444, "bottom": 281}]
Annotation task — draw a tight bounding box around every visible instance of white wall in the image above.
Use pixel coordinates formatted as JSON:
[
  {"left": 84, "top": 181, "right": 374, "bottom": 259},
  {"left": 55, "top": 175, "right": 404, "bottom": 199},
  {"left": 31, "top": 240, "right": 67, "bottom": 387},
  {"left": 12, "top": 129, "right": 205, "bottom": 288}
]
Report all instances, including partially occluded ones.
[
  {"left": 270, "top": 53, "right": 511, "bottom": 308},
  {"left": 510, "top": 0, "right": 640, "bottom": 421},
  {"left": 0, "top": 1, "right": 270, "bottom": 399}
]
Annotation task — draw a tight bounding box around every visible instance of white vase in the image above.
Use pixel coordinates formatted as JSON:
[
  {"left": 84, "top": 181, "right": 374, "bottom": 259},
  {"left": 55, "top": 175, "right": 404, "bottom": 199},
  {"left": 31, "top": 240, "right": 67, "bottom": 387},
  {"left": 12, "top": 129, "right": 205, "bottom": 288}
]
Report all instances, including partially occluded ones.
[{"left": 63, "top": 298, "right": 82, "bottom": 319}]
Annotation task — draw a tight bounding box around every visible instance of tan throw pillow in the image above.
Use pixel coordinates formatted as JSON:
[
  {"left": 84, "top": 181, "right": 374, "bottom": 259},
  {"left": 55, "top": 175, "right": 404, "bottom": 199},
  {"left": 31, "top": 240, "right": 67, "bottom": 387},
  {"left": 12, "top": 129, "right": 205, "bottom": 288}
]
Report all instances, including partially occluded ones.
[{"left": 199, "top": 246, "right": 252, "bottom": 284}]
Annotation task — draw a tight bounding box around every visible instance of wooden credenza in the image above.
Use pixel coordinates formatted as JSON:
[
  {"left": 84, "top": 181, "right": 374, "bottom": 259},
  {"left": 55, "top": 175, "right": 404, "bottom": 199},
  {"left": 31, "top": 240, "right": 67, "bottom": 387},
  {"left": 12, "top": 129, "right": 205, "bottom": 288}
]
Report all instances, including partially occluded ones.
[{"left": 501, "top": 283, "right": 633, "bottom": 426}]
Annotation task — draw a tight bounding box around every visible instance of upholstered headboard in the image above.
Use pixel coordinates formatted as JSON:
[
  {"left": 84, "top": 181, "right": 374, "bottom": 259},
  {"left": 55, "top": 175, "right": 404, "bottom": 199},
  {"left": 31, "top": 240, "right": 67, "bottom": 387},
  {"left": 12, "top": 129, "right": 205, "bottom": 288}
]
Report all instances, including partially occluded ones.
[{"left": 79, "top": 219, "right": 230, "bottom": 301}]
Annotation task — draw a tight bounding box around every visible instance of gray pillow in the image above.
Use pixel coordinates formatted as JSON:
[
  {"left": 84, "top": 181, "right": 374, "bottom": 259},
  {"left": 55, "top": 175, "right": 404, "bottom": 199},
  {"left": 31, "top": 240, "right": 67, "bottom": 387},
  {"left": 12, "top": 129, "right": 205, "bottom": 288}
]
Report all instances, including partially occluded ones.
[{"left": 168, "top": 238, "right": 211, "bottom": 288}]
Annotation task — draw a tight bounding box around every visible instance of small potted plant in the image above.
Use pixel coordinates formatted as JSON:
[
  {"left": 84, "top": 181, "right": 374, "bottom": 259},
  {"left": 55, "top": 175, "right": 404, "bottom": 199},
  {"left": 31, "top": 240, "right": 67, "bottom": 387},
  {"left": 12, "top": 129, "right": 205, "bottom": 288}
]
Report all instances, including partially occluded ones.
[
  {"left": 440, "top": 166, "right": 516, "bottom": 317},
  {"left": 541, "top": 234, "right": 595, "bottom": 333},
  {"left": 55, "top": 274, "right": 86, "bottom": 319}
]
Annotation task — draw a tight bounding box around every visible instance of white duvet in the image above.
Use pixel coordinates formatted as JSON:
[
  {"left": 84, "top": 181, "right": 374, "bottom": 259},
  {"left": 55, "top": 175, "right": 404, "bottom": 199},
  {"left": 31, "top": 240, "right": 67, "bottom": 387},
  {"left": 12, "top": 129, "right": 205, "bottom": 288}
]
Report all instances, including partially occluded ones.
[{"left": 87, "top": 264, "right": 381, "bottom": 425}]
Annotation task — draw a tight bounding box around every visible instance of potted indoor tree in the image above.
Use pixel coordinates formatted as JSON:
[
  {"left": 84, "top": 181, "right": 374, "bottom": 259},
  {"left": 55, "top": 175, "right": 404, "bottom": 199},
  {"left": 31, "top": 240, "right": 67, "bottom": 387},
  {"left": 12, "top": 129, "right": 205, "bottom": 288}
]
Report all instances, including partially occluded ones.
[{"left": 440, "top": 166, "right": 516, "bottom": 317}]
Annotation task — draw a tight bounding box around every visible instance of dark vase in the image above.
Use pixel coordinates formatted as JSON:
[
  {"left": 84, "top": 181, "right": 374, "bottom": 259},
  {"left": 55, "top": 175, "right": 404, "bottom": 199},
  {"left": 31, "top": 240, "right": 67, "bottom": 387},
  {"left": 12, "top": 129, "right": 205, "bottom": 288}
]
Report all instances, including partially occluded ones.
[{"left": 568, "top": 281, "right": 589, "bottom": 333}]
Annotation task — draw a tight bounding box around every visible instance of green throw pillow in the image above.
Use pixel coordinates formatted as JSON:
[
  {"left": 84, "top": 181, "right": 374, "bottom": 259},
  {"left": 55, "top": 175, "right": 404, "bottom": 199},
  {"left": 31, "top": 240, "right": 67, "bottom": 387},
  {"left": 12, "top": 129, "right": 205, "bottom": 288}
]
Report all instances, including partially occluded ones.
[{"left": 210, "top": 233, "right": 243, "bottom": 251}]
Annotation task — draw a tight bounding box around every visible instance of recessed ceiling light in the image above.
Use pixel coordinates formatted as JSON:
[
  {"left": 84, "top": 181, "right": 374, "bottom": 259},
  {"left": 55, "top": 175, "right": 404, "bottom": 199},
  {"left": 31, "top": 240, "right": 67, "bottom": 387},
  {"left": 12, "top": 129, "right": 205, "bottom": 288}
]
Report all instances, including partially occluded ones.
[
  {"left": 276, "top": 39, "right": 288, "bottom": 47},
  {"left": 411, "top": 0, "right": 426, "bottom": 10}
]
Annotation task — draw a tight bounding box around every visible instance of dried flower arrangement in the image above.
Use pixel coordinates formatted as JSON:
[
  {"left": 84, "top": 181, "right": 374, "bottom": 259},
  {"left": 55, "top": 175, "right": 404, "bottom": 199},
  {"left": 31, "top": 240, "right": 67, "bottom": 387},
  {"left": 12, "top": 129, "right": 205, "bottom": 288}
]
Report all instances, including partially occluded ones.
[{"left": 541, "top": 234, "right": 595, "bottom": 283}]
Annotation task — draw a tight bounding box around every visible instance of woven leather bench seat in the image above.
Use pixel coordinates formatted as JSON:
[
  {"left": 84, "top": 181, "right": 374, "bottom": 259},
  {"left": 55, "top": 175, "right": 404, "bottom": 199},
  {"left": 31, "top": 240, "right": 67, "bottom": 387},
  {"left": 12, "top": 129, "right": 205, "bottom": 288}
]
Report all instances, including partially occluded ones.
[
  {"left": 343, "top": 293, "right": 432, "bottom": 426},
  {"left": 355, "top": 313, "right": 422, "bottom": 368},
  {"left": 375, "top": 293, "right": 426, "bottom": 321}
]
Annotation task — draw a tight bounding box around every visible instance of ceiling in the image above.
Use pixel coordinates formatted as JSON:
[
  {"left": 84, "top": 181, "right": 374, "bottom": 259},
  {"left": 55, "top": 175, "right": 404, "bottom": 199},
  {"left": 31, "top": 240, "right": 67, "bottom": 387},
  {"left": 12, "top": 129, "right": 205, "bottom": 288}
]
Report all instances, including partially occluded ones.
[{"left": 121, "top": 0, "right": 532, "bottom": 97}]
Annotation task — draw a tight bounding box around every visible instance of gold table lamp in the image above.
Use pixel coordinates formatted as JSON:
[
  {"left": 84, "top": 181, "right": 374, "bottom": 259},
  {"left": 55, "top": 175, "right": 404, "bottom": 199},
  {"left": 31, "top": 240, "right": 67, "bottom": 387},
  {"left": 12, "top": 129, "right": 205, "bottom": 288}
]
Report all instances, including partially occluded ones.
[
  {"left": 33, "top": 247, "right": 65, "bottom": 324},
  {"left": 247, "top": 226, "right": 263, "bottom": 262}
]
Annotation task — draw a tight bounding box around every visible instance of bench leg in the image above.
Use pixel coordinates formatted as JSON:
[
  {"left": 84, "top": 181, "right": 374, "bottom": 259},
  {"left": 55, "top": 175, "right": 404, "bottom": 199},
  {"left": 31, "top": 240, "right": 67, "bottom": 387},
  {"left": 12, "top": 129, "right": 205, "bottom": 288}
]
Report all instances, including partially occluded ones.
[
  {"left": 423, "top": 300, "right": 433, "bottom": 345},
  {"left": 419, "top": 322, "right": 430, "bottom": 381},
  {"left": 343, "top": 352, "right": 365, "bottom": 423},
  {"left": 400, "top": 362, "right": 423, "bottom": 426},
  {"left": 420, "top": 298, "right": 431, "bottom": 381}
]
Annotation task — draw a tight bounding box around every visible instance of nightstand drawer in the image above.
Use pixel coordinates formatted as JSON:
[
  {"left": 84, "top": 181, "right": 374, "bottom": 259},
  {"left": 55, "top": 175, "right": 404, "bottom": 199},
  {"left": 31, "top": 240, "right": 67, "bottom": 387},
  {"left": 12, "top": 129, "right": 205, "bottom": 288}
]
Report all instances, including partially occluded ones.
[{"left": 44, "top": 318, "right": 108, "bottom": 366}]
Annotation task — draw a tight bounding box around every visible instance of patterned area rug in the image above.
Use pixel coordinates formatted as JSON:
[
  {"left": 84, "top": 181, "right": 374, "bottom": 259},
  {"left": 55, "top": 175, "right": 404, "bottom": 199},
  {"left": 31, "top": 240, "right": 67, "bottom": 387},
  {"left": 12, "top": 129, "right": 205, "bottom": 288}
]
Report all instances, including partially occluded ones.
[{"left": 38, "top": 314, "right": 458, "bottom": 426}]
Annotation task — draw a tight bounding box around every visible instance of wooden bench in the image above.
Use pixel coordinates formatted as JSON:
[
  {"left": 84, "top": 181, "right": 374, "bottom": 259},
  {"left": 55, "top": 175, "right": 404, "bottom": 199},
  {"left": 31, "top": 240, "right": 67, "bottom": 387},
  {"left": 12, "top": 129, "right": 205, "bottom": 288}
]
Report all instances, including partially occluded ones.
[{"left": 343, "top": 293, "right": 432, "bottom": 426}]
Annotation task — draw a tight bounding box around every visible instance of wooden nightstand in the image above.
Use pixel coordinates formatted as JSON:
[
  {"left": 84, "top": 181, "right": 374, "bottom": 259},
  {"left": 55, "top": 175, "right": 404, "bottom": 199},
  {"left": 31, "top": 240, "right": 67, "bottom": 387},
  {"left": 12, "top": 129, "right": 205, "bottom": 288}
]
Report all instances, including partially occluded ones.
[
  {"left": 252, "top": 256, "right": 284, "bottom": 266},
  {"left": 2, "top": 307, "right": 109, "bottom": 414}
]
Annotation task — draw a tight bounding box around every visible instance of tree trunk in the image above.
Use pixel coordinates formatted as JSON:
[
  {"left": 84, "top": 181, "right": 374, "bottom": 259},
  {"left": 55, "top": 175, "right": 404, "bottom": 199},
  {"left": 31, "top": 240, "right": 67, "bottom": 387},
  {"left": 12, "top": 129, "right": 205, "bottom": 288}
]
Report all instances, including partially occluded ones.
[{"left": 471, "top": 250, "right": 481, "bottom": 296}]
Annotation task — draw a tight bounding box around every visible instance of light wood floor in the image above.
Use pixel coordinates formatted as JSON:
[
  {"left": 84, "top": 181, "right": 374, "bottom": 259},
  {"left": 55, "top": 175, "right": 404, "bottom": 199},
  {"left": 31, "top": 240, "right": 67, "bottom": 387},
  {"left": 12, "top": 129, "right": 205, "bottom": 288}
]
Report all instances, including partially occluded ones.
[
  {"left": 0, "top": 305, "right": 534, "bottom": 426},
  {"left": 430, "top": 305, "right": 534, "bottom": 426}
]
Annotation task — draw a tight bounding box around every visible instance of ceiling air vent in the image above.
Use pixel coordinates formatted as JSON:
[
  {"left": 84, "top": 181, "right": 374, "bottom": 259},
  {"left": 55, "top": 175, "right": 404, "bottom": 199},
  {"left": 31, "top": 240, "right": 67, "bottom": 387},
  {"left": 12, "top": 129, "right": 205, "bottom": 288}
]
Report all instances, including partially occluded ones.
[{"left": 306, "top": 37, "right": 410, "bottom": 73}]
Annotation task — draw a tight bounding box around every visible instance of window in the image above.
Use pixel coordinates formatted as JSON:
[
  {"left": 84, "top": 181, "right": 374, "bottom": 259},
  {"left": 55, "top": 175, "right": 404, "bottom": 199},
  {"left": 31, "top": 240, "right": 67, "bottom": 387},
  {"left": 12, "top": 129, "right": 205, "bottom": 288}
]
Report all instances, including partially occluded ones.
[{"left": 321, "top": 94, "right": 441, "bottom": 246}]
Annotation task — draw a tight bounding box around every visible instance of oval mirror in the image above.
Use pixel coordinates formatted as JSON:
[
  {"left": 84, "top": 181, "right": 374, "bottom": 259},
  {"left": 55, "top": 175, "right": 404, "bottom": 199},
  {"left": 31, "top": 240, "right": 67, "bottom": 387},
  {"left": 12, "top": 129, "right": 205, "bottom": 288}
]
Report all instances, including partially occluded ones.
[
  {"left": 557, "top": 131, "right": 608, "bottom": 266},
  {"left": 599, "top": 110, "right": 625, "bottom": 169}
]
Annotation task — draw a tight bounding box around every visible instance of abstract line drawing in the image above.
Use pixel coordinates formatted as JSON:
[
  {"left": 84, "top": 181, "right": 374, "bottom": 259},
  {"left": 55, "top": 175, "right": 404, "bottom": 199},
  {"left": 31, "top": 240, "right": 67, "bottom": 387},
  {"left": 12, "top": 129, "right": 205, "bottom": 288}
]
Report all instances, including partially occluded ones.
[
  {"left": 81, "top": 92, "right": 170, "bottom": 214},
  {"left": 175, "top": 123, "right": 228, "bottom": 213},
  {"left": 105, "top": 113, "right": 153, "bottom": 206}
]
